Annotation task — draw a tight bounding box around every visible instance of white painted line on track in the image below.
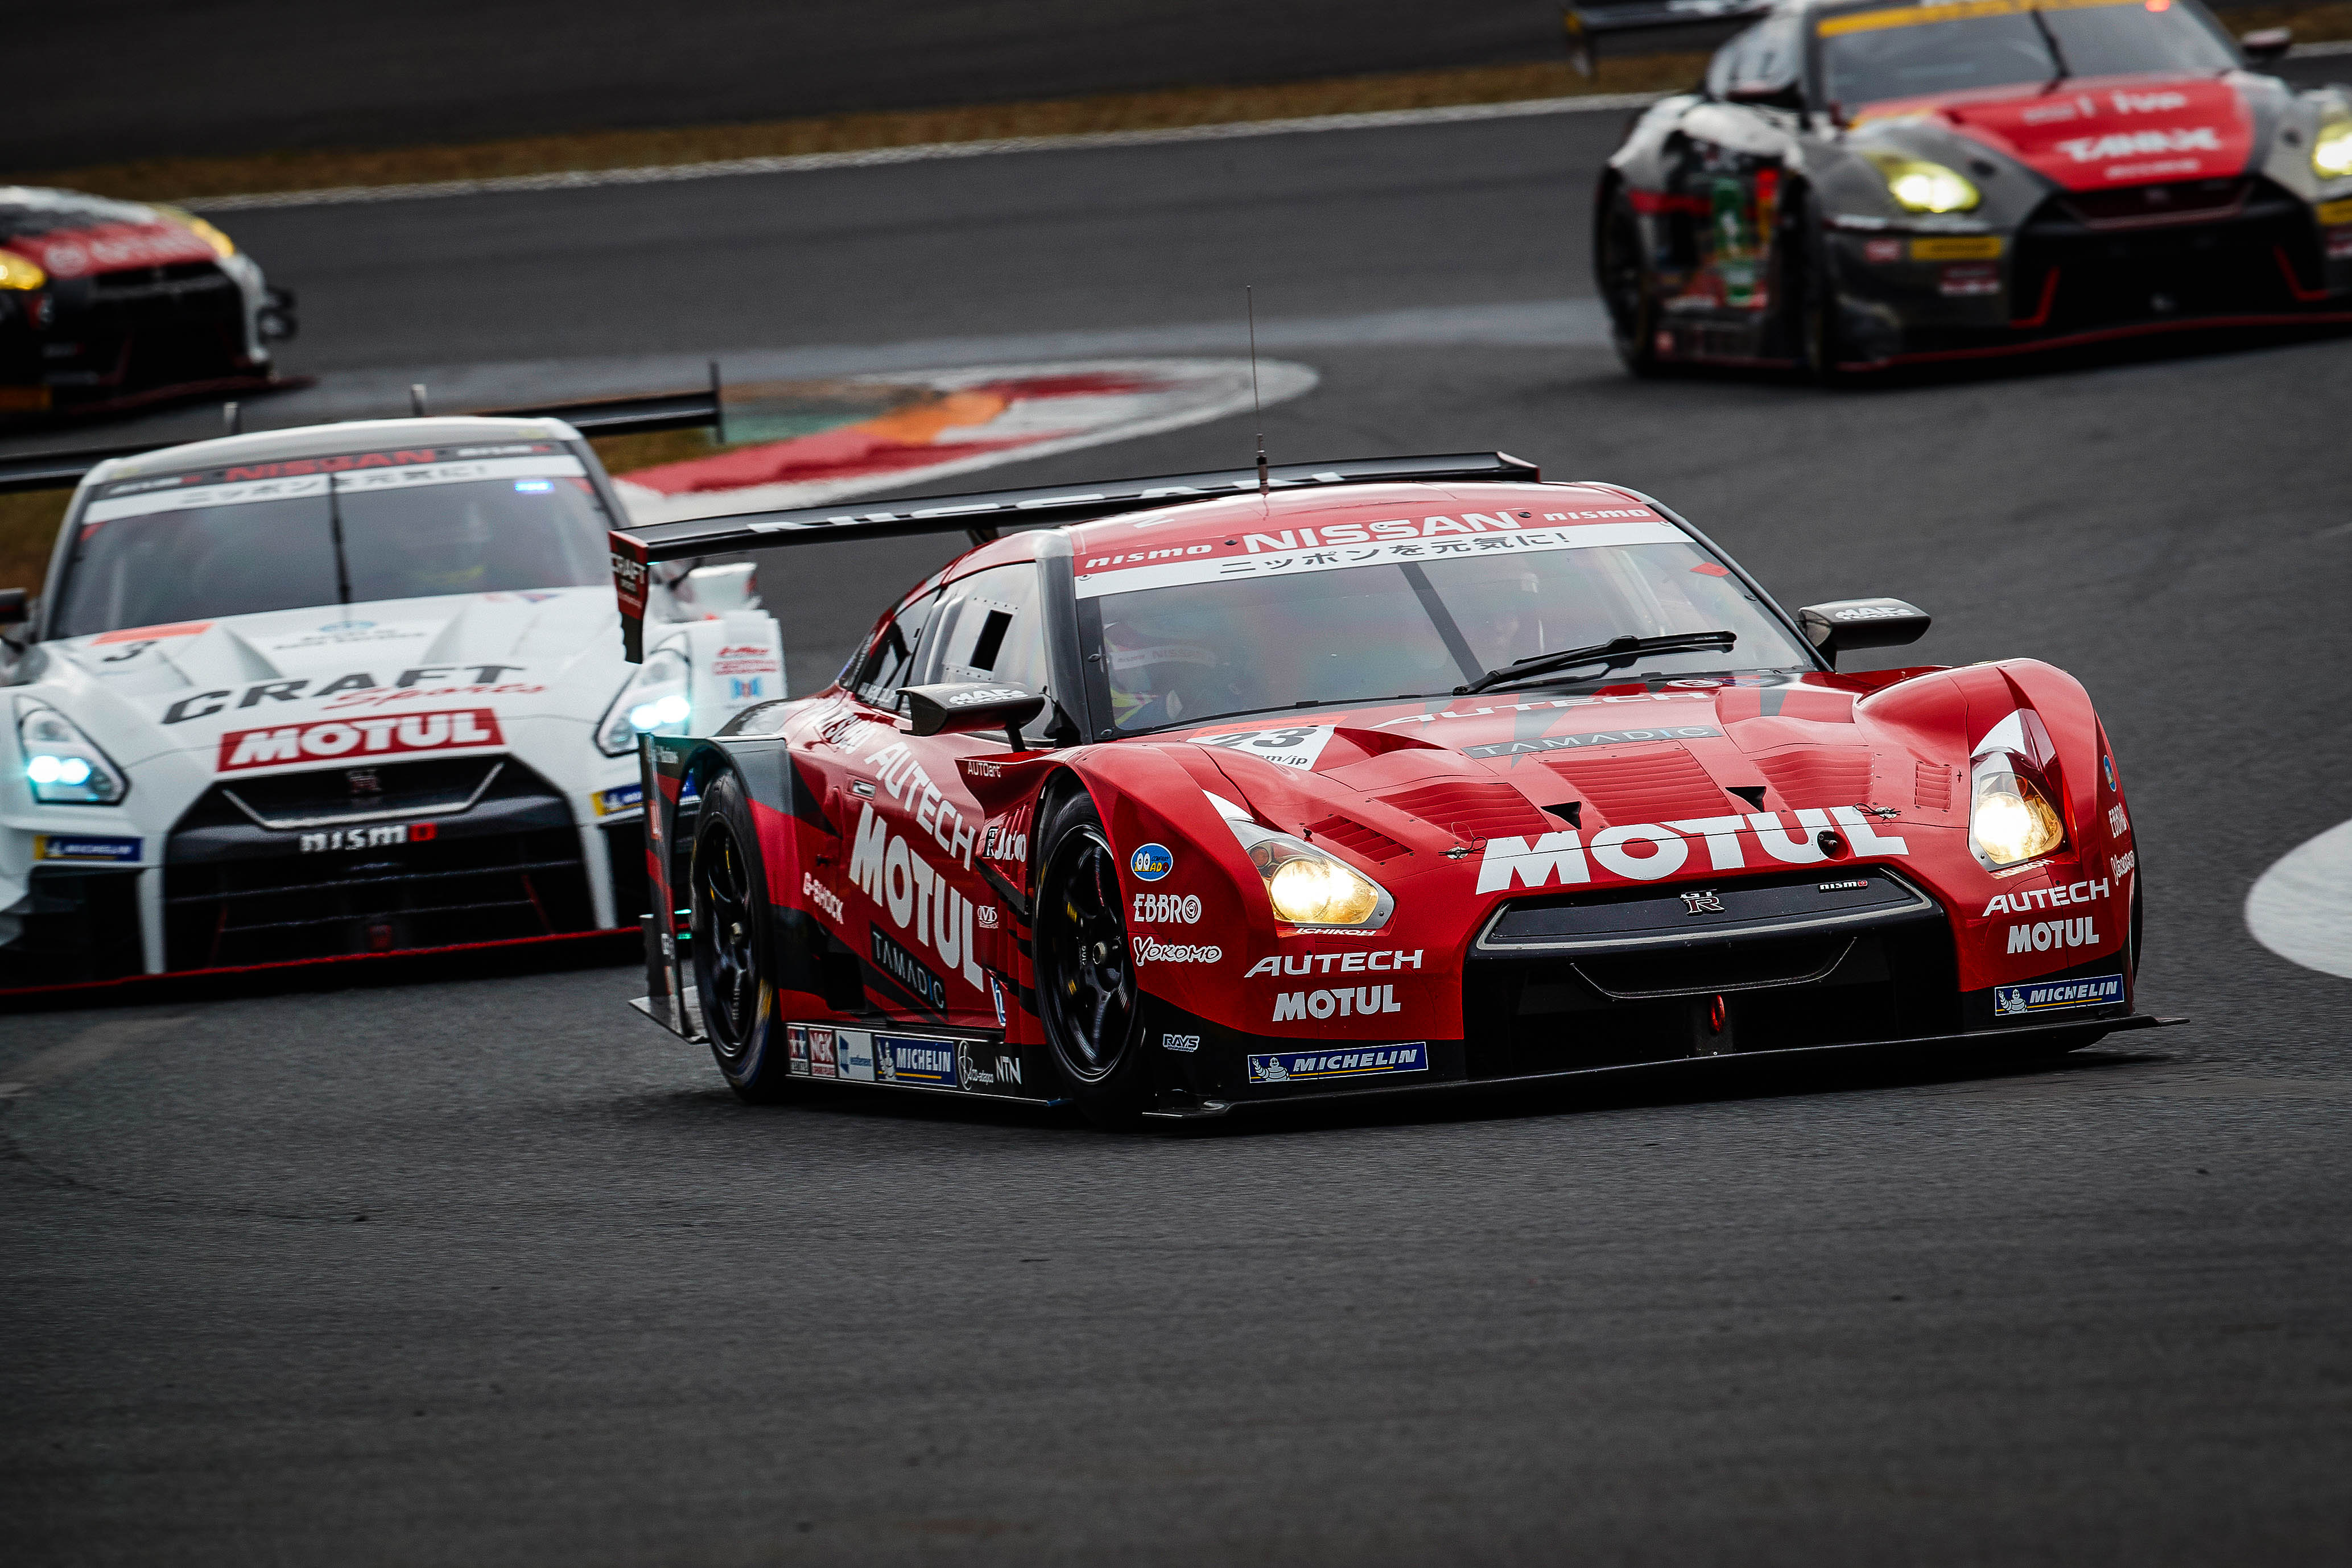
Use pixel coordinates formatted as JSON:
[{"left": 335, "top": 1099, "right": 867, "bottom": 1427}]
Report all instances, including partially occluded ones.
[
  {"left": 0, "top": 1014, "right": 191, "bottom": 1100},
  {"left": 187, "top": 93, "right": 1670, "bottom": 212},
  {"left": 2246, "top": 819, "right": 2352, "bottom": 980}
]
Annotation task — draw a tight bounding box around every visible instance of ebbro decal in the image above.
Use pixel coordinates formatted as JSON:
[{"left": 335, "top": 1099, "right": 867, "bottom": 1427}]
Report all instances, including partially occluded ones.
[
  {"left": 1994, "top": 974, "right": 2124, "bottom": 1016},
  {"left": 1134, "top": 892, "right": 1202, "bottom": 924},
  {"left": 1248, "top": 1042, "right": 1430, "bottom": 1084},
  {"left": 31, "top": 833, "right": 141, "bottom": 863},
  {"left": 1129, "top": 843, "right": 1174, "bottom": 882},
  {"left": 876, "top": 1035, "right": 959, "bottom": 1088}
]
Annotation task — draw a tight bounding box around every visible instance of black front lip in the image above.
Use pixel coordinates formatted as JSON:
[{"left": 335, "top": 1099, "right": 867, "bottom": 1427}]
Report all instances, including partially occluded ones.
[{"left": 1142, "top": 1012, "right": 2181, "bottom": 1119}]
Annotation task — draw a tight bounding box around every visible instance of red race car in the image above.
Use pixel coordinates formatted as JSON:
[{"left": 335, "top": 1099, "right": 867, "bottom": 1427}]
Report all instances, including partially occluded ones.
[{"left": 617, "top": 453, "right": 2173, "bottom": 1125}]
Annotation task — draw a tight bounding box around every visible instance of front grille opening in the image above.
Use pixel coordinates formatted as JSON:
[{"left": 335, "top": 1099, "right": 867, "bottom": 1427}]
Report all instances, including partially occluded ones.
[
  {"left": 0, "top": 868, "right": 144, "bottom": 987},
  {"left": 1464, "top": 917, "right": 1958, "bottom": 1079},
  {"left": 2013, "top": 179, "right": 2321, "bottom": 333}
]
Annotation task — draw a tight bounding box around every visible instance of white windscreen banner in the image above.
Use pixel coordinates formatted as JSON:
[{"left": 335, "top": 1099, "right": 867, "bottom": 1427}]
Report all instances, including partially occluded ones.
[
  {"left": 1073, "top": 518, "right": 1688, "bottom": 599},
  {"left": 84, "top": 455, "right": 588, "bottom": 523}
]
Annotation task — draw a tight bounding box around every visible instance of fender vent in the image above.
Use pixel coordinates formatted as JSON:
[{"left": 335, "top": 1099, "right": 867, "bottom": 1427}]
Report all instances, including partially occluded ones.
[
  {"left": 1545, "top": 744, "right": 1727, "bottom": 826},
  {"left": 1914, "top": 760, "right": 1954, "bottom": 812},
  {"left": 1376, "top": 781, "right": 1549, "bottom": 844},
  {"left": 1305, "top": 814, "right": 1409, "bottom": 863},
  {"left": 1755, "top": 749, "right": 1871, "bottom": 807}
]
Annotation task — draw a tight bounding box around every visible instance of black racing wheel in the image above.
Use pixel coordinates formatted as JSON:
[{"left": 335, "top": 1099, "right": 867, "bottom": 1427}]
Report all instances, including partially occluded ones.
[
  {"left": 1031, "top": 791, "right": 1152, "bottom": 1126},
  {"left": 690, "top": 769, "right": 795, "bottom": 1102},
  {"left": 1598, "top": 183, "right": 1661, "bottom": 377},
  {"left": 1786, "top": 185, "right": 1848, "bottom": 383}
]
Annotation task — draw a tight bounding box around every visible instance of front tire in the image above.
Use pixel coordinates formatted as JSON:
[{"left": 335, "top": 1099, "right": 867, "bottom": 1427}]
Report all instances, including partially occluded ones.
[
  {"left": 1598, "top": 183, "right": 1661, "bottom": 377},
  {"left": 1031, "top": 791, "right": 1153, "bottom": 1127},
  {"left": 1786, "top": 187, "right": 1848, "bottom": 382},
  {"left": 690, "top": 769, "right": 795, "bottom": 1103}
]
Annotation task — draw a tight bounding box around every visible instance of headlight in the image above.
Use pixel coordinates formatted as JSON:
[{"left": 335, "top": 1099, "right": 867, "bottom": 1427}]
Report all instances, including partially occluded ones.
[
  {"left": 1218, "top": 808, "right": 1393, "bottom": 929},
  {"left": 2315, "top": 118, "right": 2352, "bottom": 180},
  {"left": 15, "top": 700, "right": 130, "bottom": 804},
  {"left": 1865, "top": 152, "right": 1980, "bottom": 214},
  {"left": 0, "top": 250, "right": 46, "bottom": 291},
  {"left": 596, "top": 644, "right": 692, "bottom": 756},
  {"left": 1970, "top": 754, "right": 2065, "bottom": 868},
  {"left": 152, "top": 205, "right": 237, "bottom": 259}
]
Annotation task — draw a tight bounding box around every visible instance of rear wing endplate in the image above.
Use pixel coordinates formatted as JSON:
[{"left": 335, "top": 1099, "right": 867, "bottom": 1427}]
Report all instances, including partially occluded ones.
[
  {"left": 1562, "top": 0, "right": 1769, "bottom": 73},
  {"left": 606, "top": 450, "right": 1539, "bottom": 662}
]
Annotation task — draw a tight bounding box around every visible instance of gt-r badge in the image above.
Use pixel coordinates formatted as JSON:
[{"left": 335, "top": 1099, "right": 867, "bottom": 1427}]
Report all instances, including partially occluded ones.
[
  {"left": 1680, "top": 889, "right": 1726, "bottom": 914},
  {"left": 1129, "top": 843, "right": 1173, "bottom": 881}
]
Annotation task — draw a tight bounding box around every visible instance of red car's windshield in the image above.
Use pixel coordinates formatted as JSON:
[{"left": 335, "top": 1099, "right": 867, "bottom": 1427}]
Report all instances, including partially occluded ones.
[
  {"left": 1817, "top": 0, "right": 2238, "bottom": 109},
  {"left": 1085, "top": 527, "right": 1817, "bottom": 735}
]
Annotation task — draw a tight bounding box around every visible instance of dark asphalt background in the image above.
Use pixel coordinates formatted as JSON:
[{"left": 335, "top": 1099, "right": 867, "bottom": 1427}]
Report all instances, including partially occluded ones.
[{"left": 9, "top": 101, "right": 2352, "bottom": 1565}]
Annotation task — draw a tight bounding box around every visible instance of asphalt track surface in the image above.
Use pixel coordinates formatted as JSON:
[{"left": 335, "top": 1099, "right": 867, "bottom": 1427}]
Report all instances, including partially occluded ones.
[{"left": 10, "top": 99, "right": 2352, "bottom": 1564}]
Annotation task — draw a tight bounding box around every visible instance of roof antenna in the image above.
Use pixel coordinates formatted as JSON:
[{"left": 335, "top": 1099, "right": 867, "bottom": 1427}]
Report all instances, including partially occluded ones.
[
  {"left": 222, "top": 399, "right": 241, "bottom": 436},
  {"left": 1248, "top": 285, "right": 1268, "bottom": 497},
  {"left": 409, "top": 382, "right": 428, "bottom": 417}
]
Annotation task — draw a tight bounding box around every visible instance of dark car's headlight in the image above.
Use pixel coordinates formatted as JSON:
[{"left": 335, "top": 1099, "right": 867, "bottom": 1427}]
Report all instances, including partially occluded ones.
[
  {"left": 1864, "top": 151, "right": 1981, "bottom": 214},
  {"left": 2314, "top": 116, "right": 2352, "bottom": 180},
  {"left": 15, "top": 699, "right": 130, "bottom": 804}
]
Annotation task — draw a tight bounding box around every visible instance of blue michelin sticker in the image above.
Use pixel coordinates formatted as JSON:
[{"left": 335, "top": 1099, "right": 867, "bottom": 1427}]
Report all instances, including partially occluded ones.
[
  {"left": 32, "top": 833, "right": 141, "bottom": 863},
  {"left": 1129, "top": 843, "right": 1174, "bottom": 881},
  {"left": 876, "top": 1034, "right": 959, "bottom": 1088},
  {"left": 593, "top": 783, "right": 643, "bottom": 818},
  {"left": 1994, "top": 973, "right": 2124, "bottom": 1017},
  {"left": 1248, "top": 1042, "right": 1429, "bottom": 1084}
]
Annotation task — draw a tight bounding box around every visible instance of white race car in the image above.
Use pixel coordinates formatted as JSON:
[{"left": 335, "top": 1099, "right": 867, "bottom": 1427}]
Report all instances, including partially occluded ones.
[{"left": 0, "top": 415, "right": 783, "bottom": 989}]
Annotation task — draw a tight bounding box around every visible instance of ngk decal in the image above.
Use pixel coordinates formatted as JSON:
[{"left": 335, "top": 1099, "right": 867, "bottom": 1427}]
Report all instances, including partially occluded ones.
[
  {"left": 1982, "top": 877, "right": 2110, "bottom": 917},
  {"left": 1476, "top": 808, "right": 1908, "bottom": 893},
  {"left": 217, "top": 709, "right": 501, "bottom": 772},
  {"left": 2008, "top": 918, "right": 2101, "bottom": 955}
]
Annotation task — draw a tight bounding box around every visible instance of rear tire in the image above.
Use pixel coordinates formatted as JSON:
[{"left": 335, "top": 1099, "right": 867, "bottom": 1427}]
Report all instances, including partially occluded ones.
[
  {"left": 690, "top": 769, "right": 797, "bottom": 1103},
  {"left": 1031, "top": 791, "right": 1154, "bottom": 1128},
  {"left": 1598, "top": 183, "right": 1662, "bottom": 377}
]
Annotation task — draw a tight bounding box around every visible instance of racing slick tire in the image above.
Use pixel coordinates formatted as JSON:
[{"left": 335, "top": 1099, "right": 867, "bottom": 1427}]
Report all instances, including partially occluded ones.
[
  {"left": 1032, "top": 791, "right": 1154, "bottom": 1128},
  {"left": 1598, "top": 183, "right": 1661, "bottom": 378},
  {"left": 690, "top": 769, "right": 797, "bottom": 1103},
  {"left": 1786, "top": 187, "right": 1849, "bottom": 384}
]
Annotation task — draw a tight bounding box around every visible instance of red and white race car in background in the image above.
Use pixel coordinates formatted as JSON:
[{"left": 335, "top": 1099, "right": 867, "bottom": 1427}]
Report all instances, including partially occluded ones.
[{"left": 1, "top": 186, "right": 295, "bottom": 416}]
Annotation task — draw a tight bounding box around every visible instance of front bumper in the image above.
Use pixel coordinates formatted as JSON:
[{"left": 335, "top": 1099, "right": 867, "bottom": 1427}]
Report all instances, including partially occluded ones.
[
  {"left": 1827, "top": 177, "right": 2352, "bottom": 367},
  {"left": 0, "top": 255, "right": 294, "bottom": 415}
]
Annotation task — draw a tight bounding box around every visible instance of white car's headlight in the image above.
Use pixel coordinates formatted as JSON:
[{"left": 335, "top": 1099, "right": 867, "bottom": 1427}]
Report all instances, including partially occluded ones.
[
  {"left": 596, "top": 645, "right": 693, "bottom": 757},
  {"left": 2314, "top": 117, "right": 2352, "bottom": 180},
  {"left": 1217, "top": 807, "right": 1393, "bottom": 929},
  {"left": 16, "top": 699, "right": 130, "bottom": 804}
]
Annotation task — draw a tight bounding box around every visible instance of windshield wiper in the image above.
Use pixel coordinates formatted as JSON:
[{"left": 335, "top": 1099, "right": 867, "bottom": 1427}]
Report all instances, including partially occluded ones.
[
  {"left": 324, "top": 472, "right": 353, "bottom": 606},
  {"left": 1455, "top": 631, "right": 1736, "bottom": 695},
  {"left": 2029, "top": 5, "right": 2073, "bottom": 91}
]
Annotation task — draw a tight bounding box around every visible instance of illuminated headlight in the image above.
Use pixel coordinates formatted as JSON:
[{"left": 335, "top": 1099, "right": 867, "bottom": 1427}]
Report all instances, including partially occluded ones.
[
  {"left": 1969, "top": 754, "right": 2066, "bottom": 868},
  {"left": 1220, "top": 812, "right": 1393, "bottom": 929},
  {"left": 596, "top": 644, "right": 692, "bottom": 756},
  {"left": 2314, "top": 118, "right": 2352, "bottom": 180},
  {"left": 1866, "top": 152, "right": 1980, "bottom": 214},
  {"left": 15, "top": 699, "right": 129, "bottom": 804},
  {"left": 0, "top": 250, "right": 46, "bottom": 291}
]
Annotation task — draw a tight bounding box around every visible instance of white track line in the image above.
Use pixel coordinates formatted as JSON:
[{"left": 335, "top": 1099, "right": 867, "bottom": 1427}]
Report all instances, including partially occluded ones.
[
  {"left": 188, "top": 93, "right": 1669, "bottom": 212},
  {"left": 2246, "top": 819, "right": 2352, "bottom": 980}
]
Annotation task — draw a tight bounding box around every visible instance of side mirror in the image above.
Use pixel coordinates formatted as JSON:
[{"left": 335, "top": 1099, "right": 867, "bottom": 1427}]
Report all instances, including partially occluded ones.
[
  {"left": 901, "top": 682, "right": 1046, "bottom": 749},
  {"left": 2240, "top": 26, "right": 2291, "bottom": 61},
  {"left": 1796, "top": 597, "right": 1931, "bottom": 665},
  {"left": 0, "top": 589, "right": 27, "bottom": 625}
]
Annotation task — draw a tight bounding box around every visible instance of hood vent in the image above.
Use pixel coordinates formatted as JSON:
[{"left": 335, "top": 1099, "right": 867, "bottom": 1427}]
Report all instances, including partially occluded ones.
[
  {"left": 1545, "top": 745, "right": 1728, "bottom": 826},
  {"left": 1305, "top": 813, "right": 1409, "bottom": 863},
  {"left": 1753, "top": 750, "right": 1871, "bottom": 808},
  {"left": 1376, "top": 781, "right": 1549, "bottom": 844}
]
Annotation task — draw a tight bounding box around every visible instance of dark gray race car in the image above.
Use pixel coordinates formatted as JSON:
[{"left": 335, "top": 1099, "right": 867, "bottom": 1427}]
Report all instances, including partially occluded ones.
[{"left": 1579, "top": 0, "right": 2352, "bottom": 373}]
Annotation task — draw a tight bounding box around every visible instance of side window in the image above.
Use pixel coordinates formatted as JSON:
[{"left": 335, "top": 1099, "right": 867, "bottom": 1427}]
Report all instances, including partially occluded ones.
[
  {"left": 852, "top": 591, "right": 936, "bottom": 707},
  {"left": 911, "top": 563, "right": 1052, "bottom": 697},
  {"left": 1711, "top": 16, "right": 1803, "bottom": 100}
]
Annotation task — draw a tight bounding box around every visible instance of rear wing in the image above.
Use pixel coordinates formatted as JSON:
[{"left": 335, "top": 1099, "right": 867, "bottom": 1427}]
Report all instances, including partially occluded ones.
[
  {"left": 0, "top": 377, "right": 724, "bottom": 496},
  {"left": 1562, "top": 0, "right": 1769, "bottom": 74},
  {"left": 605, "top": 450, "right": 1540, "bottom": 662}
]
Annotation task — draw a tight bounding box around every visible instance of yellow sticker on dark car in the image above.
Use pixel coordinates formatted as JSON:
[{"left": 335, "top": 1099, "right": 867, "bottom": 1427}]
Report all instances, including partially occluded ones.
[{"left": 1911, "top": 235, "right": 2006, "bottom": 261}]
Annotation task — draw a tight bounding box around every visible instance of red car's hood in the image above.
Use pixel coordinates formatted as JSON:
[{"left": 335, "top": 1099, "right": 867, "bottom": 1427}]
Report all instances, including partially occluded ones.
[
  {"left": 1861, "top": 72, "right": 2255, "bottom": 191},
  {"left": 1160, "top": 671, "right": 1954, "bottom": 872}
]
